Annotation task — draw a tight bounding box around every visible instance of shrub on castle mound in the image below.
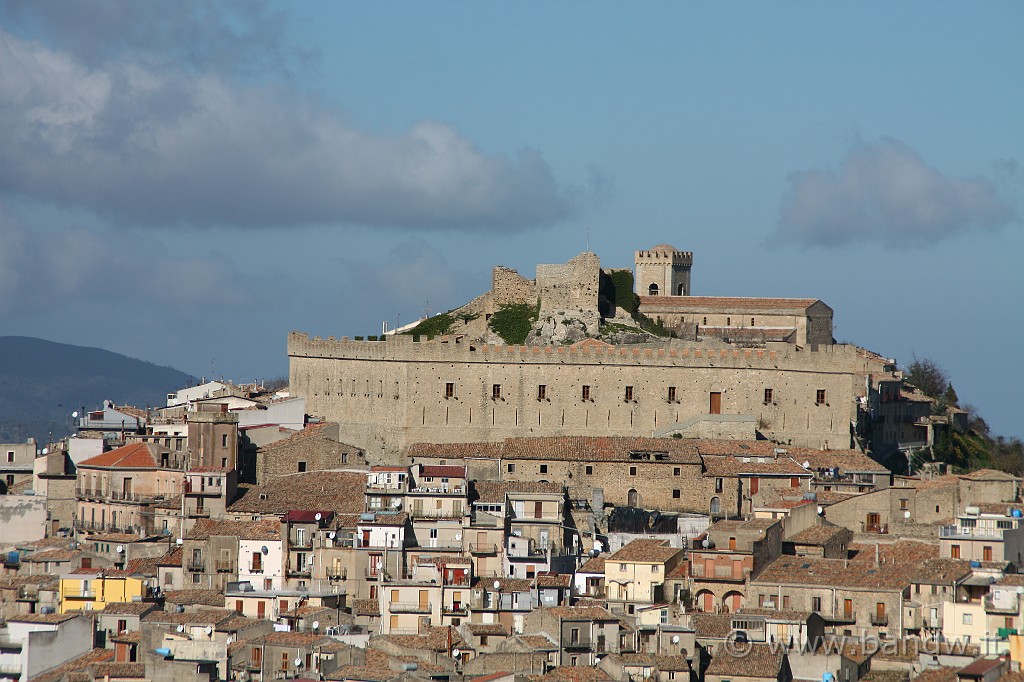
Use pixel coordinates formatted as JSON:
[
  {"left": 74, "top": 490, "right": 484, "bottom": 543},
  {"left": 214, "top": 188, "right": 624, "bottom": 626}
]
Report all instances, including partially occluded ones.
[
  {"left": 489, "top": 301, "right": 540, "bottom": 345},
  {"left": 404, "top": 312, "right": 455, "bottom": 339}
]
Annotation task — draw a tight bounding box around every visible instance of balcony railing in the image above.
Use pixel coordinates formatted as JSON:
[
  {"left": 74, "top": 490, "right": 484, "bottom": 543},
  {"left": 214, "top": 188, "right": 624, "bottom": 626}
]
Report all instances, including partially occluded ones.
[
  {"left": 468, "top": 543, "right": 499, "bottom": 554},
  {"left": 248, "top": 564, "right": 264, "bottom": 574},
  {"left": 389, "top": 601, "right": 432, "bottom": 614},
  {"left": 940, "top": 525, "right": 1002, "bottom": 540},
  {"left": 409, "top": 509, "right": 464, "bottom": 519},
  {"left": 870, "top": 613, "right": 889, "bottom": 626},
  {"left": 286, "top": 562, "right": 311, "bottom": 577},
  {"left": 289, "top": 537, "right": 313, "bottom": 549},
  {"left": 215, "top": 560, "right": 235, "bottom": 573},
  {"left": 188, "top": 560, "right": 205, "bottom": 572},
  {"left": 187, "top": 507, "right": 211, "bottom": 518},
  {"left": 66, "top": 589, "right": 95, "bottom": 599},
  {"left": 507, "top": 542, "right": 569, "bottom": 558},
  {"left": 442, "top": 603, "right": 468, "bottom": 615},
  {"left": 184, "top": 483, "right": 223, "bottom": 496},
  {"left": 16, "top": 588, "right": 39, "bottom": 601},
  {"left": 327, "top": 567, "right": 347, "bottom": 579}
]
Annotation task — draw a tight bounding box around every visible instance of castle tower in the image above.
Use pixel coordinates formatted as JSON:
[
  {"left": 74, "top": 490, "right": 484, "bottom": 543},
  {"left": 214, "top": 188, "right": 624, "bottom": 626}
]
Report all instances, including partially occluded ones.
[{"left": 634, "top": 244, "right": 693, "bottom": 297}]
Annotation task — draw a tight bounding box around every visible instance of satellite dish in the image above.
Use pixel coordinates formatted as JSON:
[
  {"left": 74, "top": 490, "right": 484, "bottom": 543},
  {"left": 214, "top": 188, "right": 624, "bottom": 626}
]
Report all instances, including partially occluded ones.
[
  {"left": 702, "top": 539, "right": 710, "bottom": 548},
  {"left": 493, "top": 580, "right": 501, "bottom": 590},
  {"left": 455, "top": 533, "right": 462, "bottom": 541},
  {"left": 116, "top": 545, "right": 124, "bottom": 553},
  {"left": 817, "top": 506, "right": 823, "bottom": 514},
  {"left": 452, "top": 648, "right": 461, "bottom": 658},
  {"left": 904, "top": 510, "right": 911, "bottom": 519},
  {"left": 312, "top": 620, "right": 320, "bottom": 630},
  {"left": 42, "top": 447, "right": 49, "bottom": 455},
  {"left": 328, "top": 531, "right": 336, "bottom": 539},
  {"left": 803, "top": 461, "right": 810, "bottom": 468},
  {"left": 261, "top": 546, "right": 269, "bottom": 555},
  {"left": 295, "top": 657, "right": 303, "bottom": 667},
  {"left": 176, "top": 624, "right": 185, "bottom": 633},
  {"left": 205, "top": 626, "right": 213, "bottom": 635},
  {"left": 176, "top": 538, "right": 183, "bottom": 545},
  {"left": 391, "top": 499, "right": 402, "bottom": 508},
  {"left": 671, "top": 635, "right": 680, "bottom": 644},
  {"left": 1017, "top": 587, "right": 1024, "bottom": 595},
  {"left": 315, "top": 513, "right": 322, "bottom": 521},
  {"left": 72, "top": 411, "right": 79, "bottom": 418},
  {"left": 376, "top": 561, "right": 383, "bottom": 570}
]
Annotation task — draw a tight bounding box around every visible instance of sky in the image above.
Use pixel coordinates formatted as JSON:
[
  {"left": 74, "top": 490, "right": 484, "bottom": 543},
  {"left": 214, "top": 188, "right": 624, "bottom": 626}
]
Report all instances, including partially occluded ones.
[{"left": 1, "top": 1, "right": 1021, "bottom": 438}]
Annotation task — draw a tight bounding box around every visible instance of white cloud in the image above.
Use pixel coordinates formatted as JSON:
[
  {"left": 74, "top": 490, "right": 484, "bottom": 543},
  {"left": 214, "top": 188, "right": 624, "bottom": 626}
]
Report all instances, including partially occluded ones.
[
  {"left": 775, "top": 138, "right": 1018, "bottom": 246},
  {"left": 0, "top": 27, "right": 575, "bottom": 232}
]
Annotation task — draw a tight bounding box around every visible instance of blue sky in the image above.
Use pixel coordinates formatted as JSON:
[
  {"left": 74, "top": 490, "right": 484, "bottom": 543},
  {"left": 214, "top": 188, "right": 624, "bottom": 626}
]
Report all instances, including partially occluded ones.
[{"left": 1, "top": 1, "right": 1021, "bottom": 438}]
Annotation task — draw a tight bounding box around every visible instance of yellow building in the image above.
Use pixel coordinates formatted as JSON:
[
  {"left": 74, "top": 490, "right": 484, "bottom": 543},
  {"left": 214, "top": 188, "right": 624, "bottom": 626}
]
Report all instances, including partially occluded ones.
[
  {"left": 59, "top": 568, "right": 147, "bottom": 613},
  {"left": 605, "top": 539, "right": 685, "bottom": 606}
]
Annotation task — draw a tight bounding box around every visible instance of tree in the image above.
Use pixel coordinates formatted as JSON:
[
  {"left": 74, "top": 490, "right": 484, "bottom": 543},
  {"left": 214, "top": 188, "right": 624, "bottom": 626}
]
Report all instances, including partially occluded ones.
[{"left": 905, "top": 355, "right": 949, "bottom": 399}]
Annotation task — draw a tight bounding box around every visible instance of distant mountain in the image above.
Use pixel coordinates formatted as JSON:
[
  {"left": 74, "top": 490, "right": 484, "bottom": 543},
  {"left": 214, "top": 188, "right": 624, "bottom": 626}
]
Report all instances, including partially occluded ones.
[{"left": 0, "top": 336, "right": 196, "bottom": 444}]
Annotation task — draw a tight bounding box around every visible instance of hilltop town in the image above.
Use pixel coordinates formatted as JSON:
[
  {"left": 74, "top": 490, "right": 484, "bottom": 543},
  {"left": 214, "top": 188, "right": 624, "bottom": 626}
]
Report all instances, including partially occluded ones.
[{"left": 1, "top": 245, "right": 1014, "bottom": 682}]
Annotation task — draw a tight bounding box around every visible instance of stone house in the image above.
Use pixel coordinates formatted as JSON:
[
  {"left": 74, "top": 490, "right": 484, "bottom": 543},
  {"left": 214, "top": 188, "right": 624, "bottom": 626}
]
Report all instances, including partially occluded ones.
[
  {"left": 688, "top": 518, "right": 782, "bottom": 613},
  {"left": 183, "top": 518, "right": 280, "bottom": 591},
  {"left": 796, "top": 448, "right": 891, "bottom": 495},
  {"left": 461, "top": 635, "right": 558, "bottom": 676},
  {"left": 96, "top": 601, "right": 157, "bottom": 646},
  {"left": 471, "top": 577, "right": 536, "bottom": 634},
  {"left": 523, "top": 605, "right": 634, "bottom": 667},
  {"left": 704, "top": 643, "right": 792, "bottom": 682},
  {"left": 0, "top": 574, "right": 59, "bottom": 617},
  {"left": 782, "top": 523, "right": 852, "bottom": 559},
  {"left": 904, "top": 558, "right": 972, "bottom": 638},
  {"left": 75, "top": 442, "right": 185, "bottom": 536},
  {"left": 255, "top": 422, "right": 366, "bottom": 485},
  {"left": 731, "top": 609, "right": 826, "bottom": 650},
  {"left": 0, "top": 439, "right": 36, "bottom": 493},
  {"left": 598, "top": 652, "right": 692, "bottom": 682},
  {"left": 605, "top": 539, "right": 685, "bottom": 612}
]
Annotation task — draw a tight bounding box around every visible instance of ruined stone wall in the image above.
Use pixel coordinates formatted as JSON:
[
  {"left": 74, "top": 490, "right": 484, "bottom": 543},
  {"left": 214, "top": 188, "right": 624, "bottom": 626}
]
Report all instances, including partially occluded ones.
[
  {"left": 491, "top": 266, "right": 537, "bottom": 307},
  {"left": 289, "top": 333, "right": 860, "bottom": 461}
]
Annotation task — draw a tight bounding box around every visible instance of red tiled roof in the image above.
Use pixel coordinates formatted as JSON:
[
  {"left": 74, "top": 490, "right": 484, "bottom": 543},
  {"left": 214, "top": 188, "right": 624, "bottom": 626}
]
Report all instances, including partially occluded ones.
[
  {"left": 78, "top": 443, "right": 159, "bottom": 468},
  {"left": 638, "top": 295, "right": 822, "bottom": 311},
  {"left": 420, "top": 465, "right": 467, "bottom": 478}
]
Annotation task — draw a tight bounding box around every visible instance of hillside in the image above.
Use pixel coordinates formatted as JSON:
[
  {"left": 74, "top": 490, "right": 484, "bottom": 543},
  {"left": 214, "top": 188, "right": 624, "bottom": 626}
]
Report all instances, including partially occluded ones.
[{"left": 0, "top": 336, "right": 196, "bottom": 444}]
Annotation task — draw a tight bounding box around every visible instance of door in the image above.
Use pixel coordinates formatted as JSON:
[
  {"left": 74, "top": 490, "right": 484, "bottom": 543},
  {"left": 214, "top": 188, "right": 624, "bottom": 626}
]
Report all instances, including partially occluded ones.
[
  {"left": 257, "top": 601, "right": 265, "bottom": 619},
  {"left": 866, "top": 513, "right": 880, "bottom": 532},
  {"left": 984, "top": 546, "right": 994, "bottom": 561},
  {"left": 844, "top": 599, "right": 853, "bottom": 618},
  {"left": 710, "top": 392, "right": 722, "bottom": 414},
  {"left": 702, "top": 592, "right": 714, "bottom": 612},
  {"left": 419, "top": 589, "right": 429, "bottom": 610}
]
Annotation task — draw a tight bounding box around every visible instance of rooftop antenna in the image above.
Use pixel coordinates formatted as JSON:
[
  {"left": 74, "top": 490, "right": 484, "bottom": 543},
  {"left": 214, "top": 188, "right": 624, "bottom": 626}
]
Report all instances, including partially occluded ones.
[{"left": 586, "top": 226, "right": 590, "bottom": 252}]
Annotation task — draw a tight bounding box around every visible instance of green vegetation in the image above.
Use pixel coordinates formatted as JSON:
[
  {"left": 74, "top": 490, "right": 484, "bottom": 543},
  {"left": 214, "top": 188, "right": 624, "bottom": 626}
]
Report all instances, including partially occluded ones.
[
  {"left": 403, "top": 312, "right": 455, "bottom": 339},
  {"left": 608, "top": 270, "right": 639, "bottom": 316},
  {"left": 636, "top": 313, "right": 673, "bottom": 337},
  {"left": 488, "top": 300, "right": 540, "bottom": 345},
  {"left": 457, "top": 312, "right": 480, "bottom": 325}
]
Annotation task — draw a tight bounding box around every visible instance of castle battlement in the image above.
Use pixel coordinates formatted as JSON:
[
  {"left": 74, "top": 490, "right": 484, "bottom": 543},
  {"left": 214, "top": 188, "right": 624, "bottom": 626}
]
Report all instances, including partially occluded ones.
[{"left": 635, "top": 248, "right": 693, "bottom": 264}]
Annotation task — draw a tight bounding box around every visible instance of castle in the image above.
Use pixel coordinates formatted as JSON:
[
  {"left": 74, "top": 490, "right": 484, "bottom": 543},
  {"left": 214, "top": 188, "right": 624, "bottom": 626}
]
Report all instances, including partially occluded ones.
[{"left": 289, "top": 245, "right": 873, "bottom": 461}]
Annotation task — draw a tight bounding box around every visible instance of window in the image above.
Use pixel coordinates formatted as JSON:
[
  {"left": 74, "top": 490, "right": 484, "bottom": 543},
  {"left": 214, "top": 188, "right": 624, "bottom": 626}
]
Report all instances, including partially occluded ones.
[
  {"left": 221, "top": 434, "right": 228, "bottom": 447},
  {"left": 445, "top": 382, "right": 455, "bottom": 398},
  {"left": 710, "top": 497, "right": 721, "bottom": 515},
  {"left": 430, "top": 528, "right": 438, "bottom": 539},
  {"left": 652, "top": 565, "right": 660, "bottom": 574},
  {"left": 582, "top": 385, "right": 591, "bottom": 401},
  {"left": 297, "top": 461, "right": 306, "bottom": 473},
  {"left": 585, "top": 465, "right": 593, "bottom": 475},
  {"left": 983, "top": 546, "right": 993, "bottom": 561},
  {"left": 899, "top": 498, "right": 908, "bottom": 510},
  {"left": 625, "top": 386, "right": 634, "bottom": 401},
  {"left": 507, "top": 463, "right": 515, "bottom": 473},
  {"left": 673, "top": 467, "right": 681, "bottom": 476},
  {"left": 5, "top": 451, "right": 13, "bottom": 463},
  {"left": 963, "top": 613, "right": 973, "bottom": 625},
  {"left": 812, "top": 596, "right": 822, "bottom": 611},
  {"left": 492, "top": 384, "right": 502, "bottom": 400},
  {"left": 629, "top": 466, "right": 637, "bottom": 476},
  {"left": 951, "top": 545, "right": 961, "bottom": 558},
  {"left": 816, "top": 389, "right": 827, "bottom": 405},
  {"left": 540, "top": 465, "right": 548, "bottom": 474},
  {"left": 537, "top": 385, "right": 547, "bottom": 400},
  {"left": 672, "top": 489, "right": 680, "bottom": 499},
  {"left": 620, "top": 563, "right": 627, "bottom": 571},
  {"left": 764, "top": 388, "right": 773, "bottom": 404},
  {"left": 667, "top": 386, "right": 677, "bottom": 402},
  {"left": 715, "top": 478, "right": 724, "bottom": 493}
]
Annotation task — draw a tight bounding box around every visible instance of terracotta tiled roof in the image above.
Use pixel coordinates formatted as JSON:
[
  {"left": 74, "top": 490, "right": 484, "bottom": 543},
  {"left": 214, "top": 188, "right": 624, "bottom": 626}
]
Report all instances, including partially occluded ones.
[
  {"left": 503, "top": 436, "right": 702, "bottom": 463},
  {"left": 706, "top": 642, "right": 784, "bottom": 678},
  {"left": 577, "top": 556, "right": 606, "bottom": 574},
  {"left": 143, "top": 607, "right": 237, "bottom": 625},
  {"left": 24, "top": 548, "right": 80, "bottom": 562},
  {"left": 691, "top": 613, "right": 733, "bottom": 639},
  {"left": 164, "top": 589, "right": 225, "bottom": 606},
  {"left": 794, "top": 449, "right": 888, "bottom": 472},
  {"left": 608, "top": 539, "right": 682, "bottom": 564},
  {"left": 534, "top": 666, "right": 611, "bottom": 682},
  {"left": 125, "top": 556, "right": 161, "bottom": 576},
  {"left": 374, "top": 626, "right": 466, "bottom": 652},
  {"left": 100, "top": 601, "right": 155, "bottom": 615},
  {"left": 755, "top": 541, "right": 938, "bottom": 590},
  {"left": 702, "top": 455, "right": 811, "bottom": 477},
  {"left": 78, "top": 443, "right": 160, "bottom": 468},
  {"left": 515, "top": 634, "right": 559, "bottom": 650},
  {"left": 353, "top": 599, "right": 379, "bottom": 616},
  {"left": 466, "top": 622, "right": 510, "bottom": 636},
  {"left": 620, "top": 654, "right": 691, "bottom": 672},
  {"left": 486, "top": 578, "right": 533, "bottom": 593},
  {"left": 638, "top": 295, "right": 822, "bottom": 311},
  {"left": 960, "top": 469, "right": 1020, "bottom": 482},
  {"left": 913, "top": 668, "right": 958, "bottom": 682},
  {"left": 474, "top": 480, "right": 563, "bottom": 503},
  {"left": 86, "top": 533, "right": 142, "bottom": 543},
  {"left": 420, "top": 465, "right": 467, "bottom": 478},
  {"left": 90, "top": 662, "right": 146, "bottom": 678},
  {"left": 157, "top": 547, "right": 182, "bottom": 567},
  {"left": 536, "top": 573, "right": 572, "bottom": 588},
  {"left": 228, "top": 471, "right": 367, "bottom": 516},
  {"left": 406, "top": 442, "right": 504, "bottom": 459},
  {"left": 249, "top": 631, "right": 333, "bottom": 647},
  {"left": 31, "top": 649, "right": 115, "bottom": 682},
  {"left": 8, "top": 612, "right": 84, "bottom": 624},
  {"left": 787, "top": 523, "right": 849, "bottom": 545},
  {"left": 185, "top": 518, "right": 280, "bottom": 541},
  {"left": 544, "top": 605, "right": 619, "bottom": 621},
  {"left": 909, "top": 558, "right": 972, "bottom": 585}
]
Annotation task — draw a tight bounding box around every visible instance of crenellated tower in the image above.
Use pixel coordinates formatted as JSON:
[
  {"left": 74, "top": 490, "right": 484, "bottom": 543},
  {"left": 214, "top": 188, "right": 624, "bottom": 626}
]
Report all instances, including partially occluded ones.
[{"left": 634, "top": 244, "right": 693, "bottom": 297}]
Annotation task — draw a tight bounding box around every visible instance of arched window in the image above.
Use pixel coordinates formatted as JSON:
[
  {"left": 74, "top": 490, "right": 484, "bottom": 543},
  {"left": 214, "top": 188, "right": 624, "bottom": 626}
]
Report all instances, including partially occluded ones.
[
  {"left": 710, "top": 497, "right": 721, "bottom": 515},
  {"left": 628, "top": 489, "right": 641, "bottom": 508},
  {"left": 677, "top": 284, "right": 685, "bottom": 295},
  {"left": 648, "top": 283, "right": 659, "bottom": 296}
]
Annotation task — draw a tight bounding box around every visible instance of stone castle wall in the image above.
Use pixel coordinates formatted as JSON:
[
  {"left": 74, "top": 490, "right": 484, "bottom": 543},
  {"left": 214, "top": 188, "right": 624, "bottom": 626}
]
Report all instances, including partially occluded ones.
[{"left": 289, "top": 332, "right": 860, "bottom": 461}]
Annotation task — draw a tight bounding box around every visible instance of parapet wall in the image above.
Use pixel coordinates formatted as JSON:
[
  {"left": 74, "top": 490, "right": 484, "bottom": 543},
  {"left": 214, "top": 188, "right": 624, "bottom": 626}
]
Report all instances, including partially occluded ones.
[{"left": 491, "top": 266, "right": 536, "bottom": 307}]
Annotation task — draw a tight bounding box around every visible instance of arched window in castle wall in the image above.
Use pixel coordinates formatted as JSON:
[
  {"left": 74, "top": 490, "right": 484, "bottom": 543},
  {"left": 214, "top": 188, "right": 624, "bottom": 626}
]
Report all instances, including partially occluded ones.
[
  {"left": 677, "top": 284, "right": 685, "bottom": 295},
  {"left": 627, "top": 489, "right": 640, "bottom": 508},
  {"left": 710, "top": 497, "right": 721, "bottom": 515},
  {"left": 648, "top": 283, "right": 659, "bottom": 296}
]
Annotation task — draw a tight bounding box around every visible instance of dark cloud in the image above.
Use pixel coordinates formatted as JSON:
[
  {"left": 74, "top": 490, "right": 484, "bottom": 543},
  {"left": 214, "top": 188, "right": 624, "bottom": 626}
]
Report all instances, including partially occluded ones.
[
  {"left": 0, "top": 205, "right": 250, "bottom": 316},
  {"left": 774, "top": 138, "right": 1018, "bottom": 247},
  {"left": 0, "top": 25, "right": 575, "bottom": 231}
]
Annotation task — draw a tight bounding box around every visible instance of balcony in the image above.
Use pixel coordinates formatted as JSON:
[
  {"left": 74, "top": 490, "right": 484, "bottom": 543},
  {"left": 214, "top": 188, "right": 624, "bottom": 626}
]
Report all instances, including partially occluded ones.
[
  {"left": 188, "top": 559, "right": 205, "bottom": 572},
  {"left": 215, "top": 560, "right": 235, "bottom": 573},
  {"left": 107, "top": 490, "right": 159, "bottom": 503},
  {"left": 469, "top": 543, "right": 499, "bottom": 555},
  {"left": 940, "top": 525, "right": 1002, "bottom": 540},
  {"left": 870, "top": 613, "right": 889, "bottom": 626},
  {"left": 286, "top": 562, "right": 311, "bottom": 578},
  {"left": 187, "top": 507, "right": 211, "bottom": 518},
  {"left": 289, "top": 537, "right": 314, "bottom": 549},
  {"left": 184, "top": 483, "right": 223, "bottom": 496},
  {"left": 442, "top": 603, "right": 468, "bottom": 616},
  {"left": 985, "top": 595, "right": 1020, "bottom": 614},
  {"left": 409, "top": 508, "right": 464, "bottom": 520},
  {"left": 564, "top": 637, "right": 594, "bottom": 650},
  {"left": 507, "top": 541, "right": 569, "bottom": 559},
  {"left": 66, "top": 589, "right": 96, "bottom": 599},
  {"left": 389, "top": 601, "right": 432, "bottom": 614},
  {"left": 327, "top": 567, "right": 347, "bottom": 580},
  {"left": 248, "top": 564, "right": 264, "bottom": 574},
  {"left": 16, "top": 588, "right": 38, "bottom": 602}
]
